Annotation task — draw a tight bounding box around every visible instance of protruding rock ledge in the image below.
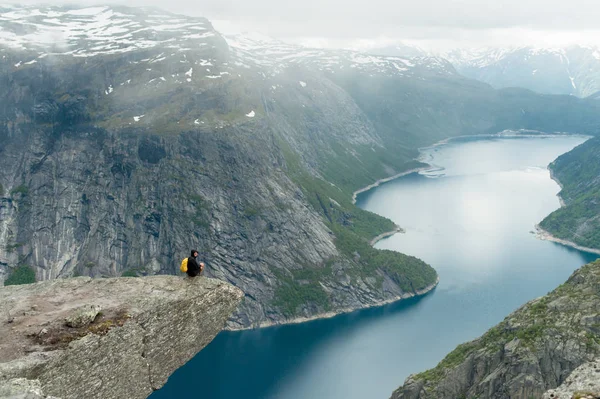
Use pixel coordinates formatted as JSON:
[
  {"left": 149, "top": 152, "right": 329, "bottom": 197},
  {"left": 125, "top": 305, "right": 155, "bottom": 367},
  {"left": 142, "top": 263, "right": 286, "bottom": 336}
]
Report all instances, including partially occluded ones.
[
  {"left": 0, "top": 276, "right": 243, "bottom": 399},
  {"left": 543, "top": 359, "right": 600, "bottom": 399}
]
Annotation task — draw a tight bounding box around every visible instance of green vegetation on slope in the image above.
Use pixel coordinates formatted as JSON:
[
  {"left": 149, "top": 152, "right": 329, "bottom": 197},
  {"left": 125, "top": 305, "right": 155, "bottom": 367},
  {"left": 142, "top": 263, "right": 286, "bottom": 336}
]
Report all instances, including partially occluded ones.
[
  {"left": 412, "top": 259, "right": 600, "bottom": 391},
  {"left": 4, "top": 265, "right": 36, "bottom": 286},
  {"left": 272, "top": 136, "right": 437, "bottom": 316},
  {"left": 332, "top": 72, "right": 600, "bottom": 150},
  {"left": 121, "top": 268, "right": 144, "bottom": 277},
  {"left": 10, "top": 185, "right": 29, "bottom": 197},
  {"left": 540, "top": 138, "right": 600, "bottom": 250},
  {"left": 273, "top": 265, "right": 333, "bottom": 317}
]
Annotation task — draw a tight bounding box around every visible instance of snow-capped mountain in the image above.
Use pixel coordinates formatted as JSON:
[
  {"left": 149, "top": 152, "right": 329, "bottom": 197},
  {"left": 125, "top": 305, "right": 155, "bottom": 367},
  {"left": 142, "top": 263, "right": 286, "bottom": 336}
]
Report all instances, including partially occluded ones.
[
  {"left": 0, "top": 5, "right": 457, "bottom": 82},
  {"left": 443, "top": 46, "right": 600, "bottom": 97},
  {"left": 365, "top": 44, "right": 427, "bottom": 59},
  {"left": 3, "top": 4, "right": 600, "bottom": 332},
  {"left": 223, "top": 32, "right": 457, "bottom": 78},
  {"left": 347, "top": 42, "right": 600, "bottom": 98},
  {"left": 0, "top": 5, "right": 222, "bottom": 57}
]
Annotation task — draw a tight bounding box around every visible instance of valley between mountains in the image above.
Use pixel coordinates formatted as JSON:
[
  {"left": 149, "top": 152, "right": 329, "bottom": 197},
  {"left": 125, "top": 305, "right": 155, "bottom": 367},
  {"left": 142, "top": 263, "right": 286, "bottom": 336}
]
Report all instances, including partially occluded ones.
[{"left": 1, "top": 5, "right": 600, "bottom": 332}]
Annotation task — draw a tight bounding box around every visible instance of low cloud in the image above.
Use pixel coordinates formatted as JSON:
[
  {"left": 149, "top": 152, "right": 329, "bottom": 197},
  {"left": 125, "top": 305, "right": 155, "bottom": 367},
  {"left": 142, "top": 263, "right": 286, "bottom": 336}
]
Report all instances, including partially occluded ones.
[{"left": 14, "top": 0, "right": 600, "bottom": 49}]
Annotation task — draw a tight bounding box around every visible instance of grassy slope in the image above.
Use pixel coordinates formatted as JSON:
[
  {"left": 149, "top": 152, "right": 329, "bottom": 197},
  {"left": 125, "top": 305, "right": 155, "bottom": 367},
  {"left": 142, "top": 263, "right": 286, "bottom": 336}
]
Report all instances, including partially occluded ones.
[
  {"left": 272, "top": 136, "right": 437, "bottom": 316},
  {"left": 540, "top": 138, "right": 600, "bottom": 250},
  {"left": 404, "top": 259, "right": 600, "bottom": 397},
  {"left": 269, "top": 72, "right": 600, "bottom": 316}
]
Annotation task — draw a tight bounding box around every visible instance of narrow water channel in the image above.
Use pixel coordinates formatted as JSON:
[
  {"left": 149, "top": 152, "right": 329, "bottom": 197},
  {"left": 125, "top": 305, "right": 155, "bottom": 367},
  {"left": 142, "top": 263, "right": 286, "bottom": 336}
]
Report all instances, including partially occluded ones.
[{"left": 151, "top": 135, "right": 598, "bottom": 399}]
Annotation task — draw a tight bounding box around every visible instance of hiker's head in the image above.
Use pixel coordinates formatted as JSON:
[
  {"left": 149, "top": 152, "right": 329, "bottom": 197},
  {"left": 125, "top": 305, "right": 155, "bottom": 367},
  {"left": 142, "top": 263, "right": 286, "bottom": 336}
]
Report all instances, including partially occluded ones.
[{"left": 191, "top": 250, "right": 198, "bottom": 257}]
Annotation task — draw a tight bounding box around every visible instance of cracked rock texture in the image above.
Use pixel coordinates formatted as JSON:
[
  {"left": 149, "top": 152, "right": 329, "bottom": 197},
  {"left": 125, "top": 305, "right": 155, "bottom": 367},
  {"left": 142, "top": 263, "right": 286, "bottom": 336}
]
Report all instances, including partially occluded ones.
[
  {"left": 0, "top": 276, "right": 243, "bottom": 399},
  {"left": 543, "top": 359, "right": 600, "bottom": 399},
  {"left": 391, "top": 259, "right": 600, "bottom": 399}
]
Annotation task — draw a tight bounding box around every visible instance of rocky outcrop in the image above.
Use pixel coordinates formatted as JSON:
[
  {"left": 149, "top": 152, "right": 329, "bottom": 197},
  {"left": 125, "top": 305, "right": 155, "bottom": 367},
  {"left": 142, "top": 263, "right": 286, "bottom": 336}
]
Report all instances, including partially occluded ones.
[
  {"left": 391, "top": 259, "right": 600, "bottom": 399},
  {"left": 2, "top": 5, "right": 600, "bottom": 329},
  {"left": 0, "top": 276, "right": 243, "bottom": 399},
  {"left": 543, "top": 359, "right": 600, "bottom": 399},
  {"left": 0, "top": 4, "right": 443, "bottom": 330}
]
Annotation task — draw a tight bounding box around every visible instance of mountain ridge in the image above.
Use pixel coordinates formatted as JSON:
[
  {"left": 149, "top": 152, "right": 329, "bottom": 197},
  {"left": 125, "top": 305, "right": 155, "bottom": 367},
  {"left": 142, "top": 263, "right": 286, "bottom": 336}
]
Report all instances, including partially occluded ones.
[
  {"left": 2, "top": 5, "right": 600, "bottom": 330},
  {"left": 443, "top": 45, "right": 600, "bottom": 97}
]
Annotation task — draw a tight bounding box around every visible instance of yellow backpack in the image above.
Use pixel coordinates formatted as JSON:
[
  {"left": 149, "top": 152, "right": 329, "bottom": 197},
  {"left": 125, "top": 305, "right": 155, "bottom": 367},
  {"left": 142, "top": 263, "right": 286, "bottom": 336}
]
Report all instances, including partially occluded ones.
[{"left": 180, "top": 257, "right": 188, "bottom": 273}]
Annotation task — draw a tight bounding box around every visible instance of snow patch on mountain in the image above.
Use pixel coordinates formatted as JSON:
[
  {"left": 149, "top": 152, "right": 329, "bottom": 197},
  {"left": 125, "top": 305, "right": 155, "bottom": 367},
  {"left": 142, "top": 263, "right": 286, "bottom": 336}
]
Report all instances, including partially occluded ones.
[
  {"left": 444, "top": 45, "right": 600, "bottom": 97},
  {"left": 222, "top": 32, "right": 456, "bottom": 78},
  {"left": 0, "top": 5, "right": 218, "bottom": 57},
  {"left": 0, "top": 5, "right": 457, "bottom": 84}
]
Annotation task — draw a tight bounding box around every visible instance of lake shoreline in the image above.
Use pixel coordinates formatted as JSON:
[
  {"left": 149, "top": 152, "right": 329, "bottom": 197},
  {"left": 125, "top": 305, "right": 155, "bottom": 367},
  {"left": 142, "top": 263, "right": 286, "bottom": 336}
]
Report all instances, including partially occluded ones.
[
  {"left": 534, "top": 225, "right": 600, "bottom": 255},
  {"left": 229, "top": 276, "right": 440, "bottom": 331},
  {"left": 370, "top": 226, "right": 406, "bottom": 246},
  {"left": 231, "top": 133, "right": 586, "bottom": 332},
  {"left": 533, "top": 164, "right": 600, "bottom": 255},
  {"left": 254, "top": 133, "right": 548, "bottom": 333},
  {"left": 352, "top": 167, "right": 430, "bottom": 205},
  {"left": 231, "top": 163, "right": 438, "bottom": 332},
  {"left": 351, "top": 132, "right": 584, "bottom": 206},
  {"left": 548, "top": 167, "right": 566, "bottom": 206}
]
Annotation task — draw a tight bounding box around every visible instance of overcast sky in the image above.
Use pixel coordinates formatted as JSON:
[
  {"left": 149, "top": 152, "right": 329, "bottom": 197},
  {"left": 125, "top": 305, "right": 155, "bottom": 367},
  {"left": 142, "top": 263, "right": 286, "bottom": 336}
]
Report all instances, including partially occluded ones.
[{"left": 25, "top": 0, "right": 600, "bottom": 50}]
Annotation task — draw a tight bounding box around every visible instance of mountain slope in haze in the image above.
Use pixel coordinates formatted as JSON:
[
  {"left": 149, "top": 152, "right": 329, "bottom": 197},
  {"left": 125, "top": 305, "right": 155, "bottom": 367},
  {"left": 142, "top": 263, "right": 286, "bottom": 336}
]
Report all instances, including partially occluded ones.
[
  {"left": 1, "top": 6, "right": 600, "bottom": 329},
  {"left": 391, "top": 259, "right": 600, "bottom": 399},
  {"left": 445, "top": 46, "right": 600, "bottom": 97},
  {"left": 539, "top": 137, "right": 600, "bottom": 251},
  {"left": 0, "top": 5, "right": 445, "bottom": 329}
]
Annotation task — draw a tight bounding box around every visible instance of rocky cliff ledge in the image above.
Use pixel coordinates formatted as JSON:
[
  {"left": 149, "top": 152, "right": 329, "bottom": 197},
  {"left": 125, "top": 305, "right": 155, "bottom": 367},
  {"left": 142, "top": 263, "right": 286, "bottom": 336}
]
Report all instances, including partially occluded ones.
[
  {"left": 0, "top": 276, "right": 243, "bottom": 399},
  {"left": 543, "top": 359, "right": 600, "bottom": 399},
  {"left": 391, "top": 259, "right": 600, "bottom": 399}
]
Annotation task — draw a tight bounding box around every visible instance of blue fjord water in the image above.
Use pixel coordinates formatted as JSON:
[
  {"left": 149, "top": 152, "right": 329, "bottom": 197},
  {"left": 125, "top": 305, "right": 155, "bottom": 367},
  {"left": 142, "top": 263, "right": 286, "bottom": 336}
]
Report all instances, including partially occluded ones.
[{"left": 151, "top": 135, "right": 598, "bottom": 399}]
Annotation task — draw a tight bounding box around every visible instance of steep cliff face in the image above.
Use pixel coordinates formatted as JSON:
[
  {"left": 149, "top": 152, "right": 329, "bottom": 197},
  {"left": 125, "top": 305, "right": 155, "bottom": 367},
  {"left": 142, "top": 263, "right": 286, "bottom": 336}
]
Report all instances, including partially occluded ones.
[
  {"left": 0, "top": 276, "right": 243, "bottom": 399},
  {"left": 0, "top": 6, "right": 443, "bottom": 329},
  {"left": 540, "top": 138, "right": 600, "bottom": 252},
  {"left": 2, "top": 5, "right": 600, "bottom": 329},
  {"left": 391, "top": 260, "right": 600, "bottom": 399}
]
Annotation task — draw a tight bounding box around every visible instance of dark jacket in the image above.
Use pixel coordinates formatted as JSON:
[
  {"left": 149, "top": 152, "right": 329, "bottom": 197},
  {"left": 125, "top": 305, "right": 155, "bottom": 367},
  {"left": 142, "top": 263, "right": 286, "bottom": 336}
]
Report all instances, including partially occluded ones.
[{"left": 187, "top": 250, "right": 201, "bottom": 276}]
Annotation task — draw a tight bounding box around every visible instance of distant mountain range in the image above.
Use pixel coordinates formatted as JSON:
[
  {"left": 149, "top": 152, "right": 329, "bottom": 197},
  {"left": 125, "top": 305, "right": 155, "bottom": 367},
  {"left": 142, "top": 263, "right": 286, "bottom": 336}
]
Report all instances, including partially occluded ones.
[
  {"left": 366, "top": 44, "right": 600, "bottom": 97},
  {"left": 225, "top": 33, "right": 600, "bottom": 98},
  {"left": 3, "top": 6, "right": 600, "bottom": 399}
]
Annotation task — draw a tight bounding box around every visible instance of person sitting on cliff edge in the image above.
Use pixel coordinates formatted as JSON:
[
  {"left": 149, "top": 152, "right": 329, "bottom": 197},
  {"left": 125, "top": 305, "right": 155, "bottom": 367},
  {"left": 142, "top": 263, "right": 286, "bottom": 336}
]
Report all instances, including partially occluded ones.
[{"left": 187, "top": 250, "right": 205, "bottom": 278}]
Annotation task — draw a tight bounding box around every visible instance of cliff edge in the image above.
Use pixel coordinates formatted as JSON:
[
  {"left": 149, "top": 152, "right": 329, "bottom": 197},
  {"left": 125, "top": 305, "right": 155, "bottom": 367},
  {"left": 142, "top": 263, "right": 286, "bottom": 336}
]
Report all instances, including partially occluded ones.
[
  {"left": 391, "top": 259, "right": 600, "bottom": 399},
  {"left": 543, "top": 358, "right": 600, "bottom": 398},
  {"left": 0, "top": 276, "right": 243, "bottom": 399}
]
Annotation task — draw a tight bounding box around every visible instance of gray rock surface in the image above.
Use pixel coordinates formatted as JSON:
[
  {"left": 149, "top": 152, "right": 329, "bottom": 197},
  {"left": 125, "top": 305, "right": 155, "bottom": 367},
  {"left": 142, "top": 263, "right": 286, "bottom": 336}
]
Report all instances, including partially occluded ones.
[
  {"left": 2, "top": 5, "right": 600, "bottom": 330},
  {"left": 0, "top": 5, "right": 442, "bottom": 330},
  {"left": 391, "top": 260, "right": 600, "bottom": 399},
  {"left": 0, "top": 378, "right": 51, "bottom": 399},
  {"left": 0, "top": 276, "right": 243, "bottom": 399},
  {"left": 543, "top": 359, "right": 600, "bottom": 399},
  {"left": 64, "top": 305, "right": 102, "bottom": 328}
]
